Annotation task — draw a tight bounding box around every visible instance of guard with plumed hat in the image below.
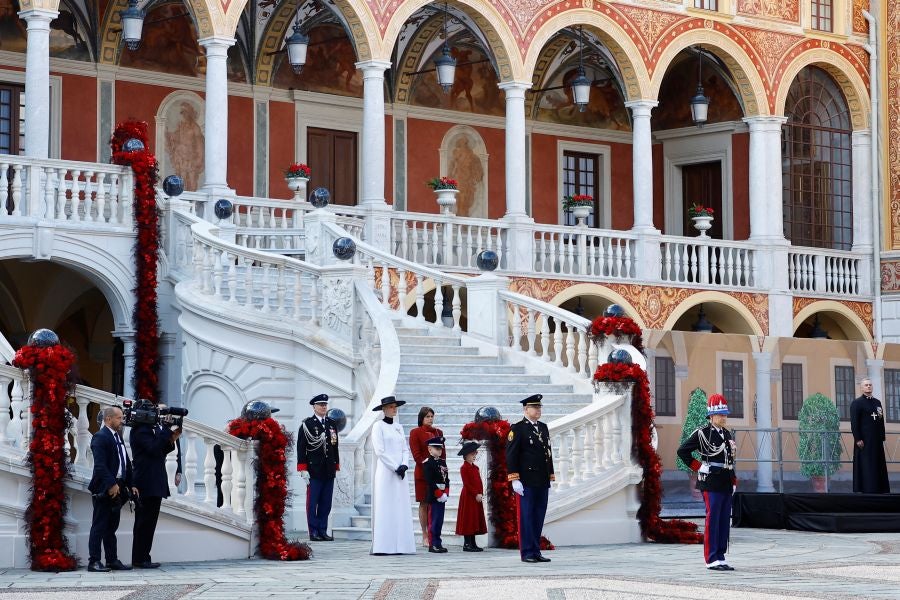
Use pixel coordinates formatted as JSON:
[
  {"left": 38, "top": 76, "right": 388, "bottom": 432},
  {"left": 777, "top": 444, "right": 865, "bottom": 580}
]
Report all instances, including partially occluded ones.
[
  {"left": 297, "top": 393, "right": 340, "bottom": 541},
  {"left": 505, "top": 394, "right": 554, "bottom": 563},
  {"left": 423, "top": 436, "right": 450, "bottom": 553},
  {"left": 676, "top": 393, "right": 737, "bottom": 571}
]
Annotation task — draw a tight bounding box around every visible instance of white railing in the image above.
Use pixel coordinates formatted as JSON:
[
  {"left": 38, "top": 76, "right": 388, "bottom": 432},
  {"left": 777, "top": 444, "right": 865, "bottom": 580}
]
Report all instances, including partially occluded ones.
[
  {"left": 660, "top": 237, "right": 756, "bottom": 287},
  {"left": 0, "top": 363, "right": 255, "bottom": 525},
  {"left": 532, "top": 225, "right": 636, "bottom": 279},
  {"left": 788, "top": 249, "right": 862, "bottom": 295},
  {"left": 0, "top": 155, "right": 133, "bottom": 227},
  {"left": 389, "top": 212, "right": 507, "bottom": 270}
]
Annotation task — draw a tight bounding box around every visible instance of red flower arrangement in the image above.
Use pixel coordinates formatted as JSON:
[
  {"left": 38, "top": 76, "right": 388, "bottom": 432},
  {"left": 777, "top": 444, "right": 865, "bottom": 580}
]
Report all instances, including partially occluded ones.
[
  {"left": 110, "top": 121, "right": 160, "bottom": 404},
  {"left": 227, "top": 417, "right": 311, "bottom": 560},
  {"left": 688, "top": 203, "right": 714, "bottom": 218},
  {"left": 592, "top": 323, "right": 702, "bottom": 544},
  {"left": 589, "top": 315, "right": 644, "bottom": 352},
  {"left": 285, "top": 163, "right": 311, "bottom": 179},
  {"left": 13, "top": 342, "right": 78, "bottom": 571},
  {"left": 460, "top": 419, "right": 553, "bottom": 551},
  {"left": 426, "top": 176, "right": 458, "bottom": 190},
  {"left": 562, "top": 193, "right": 594, "bottom": 209}
]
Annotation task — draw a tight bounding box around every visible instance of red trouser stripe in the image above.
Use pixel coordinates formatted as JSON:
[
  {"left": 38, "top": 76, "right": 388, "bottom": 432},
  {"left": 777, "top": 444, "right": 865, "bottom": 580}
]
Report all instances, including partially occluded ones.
[
  {"left": 515, "top": 492, "right": 523, "bottom": 554},
  {"left": 703, "top": 490, "right": 712, "bottom": 564}
]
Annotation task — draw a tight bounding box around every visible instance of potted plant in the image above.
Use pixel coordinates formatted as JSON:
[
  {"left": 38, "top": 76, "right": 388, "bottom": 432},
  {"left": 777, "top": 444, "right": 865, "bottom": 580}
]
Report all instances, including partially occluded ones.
[
  {"left": 427, "top": 176, "right": 459, "bottom": 214},
  {"left": 798, "top": 392, "right": 843, "bottom": 492},
  {"left": 563, "top": 193, "right": 594, "bottom": 226},
  {"left": 284, "top": 162, "right": 311, "bottom": 201},
  {"left": 675, "top": 387, "right": 709, "bottom": 501},
  {"left": 688, "top": 203, "right": 714, "bottom": 237}
]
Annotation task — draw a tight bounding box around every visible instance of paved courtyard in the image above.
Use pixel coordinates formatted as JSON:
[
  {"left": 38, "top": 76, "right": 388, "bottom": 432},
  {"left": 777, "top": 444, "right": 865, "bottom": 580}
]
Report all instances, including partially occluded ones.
[{"left": 1, "top": 525, "right": 899, "bottom": 599}]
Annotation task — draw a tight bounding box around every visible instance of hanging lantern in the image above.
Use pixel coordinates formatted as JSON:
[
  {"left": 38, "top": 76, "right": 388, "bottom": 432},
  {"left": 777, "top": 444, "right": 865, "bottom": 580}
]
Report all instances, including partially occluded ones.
[
  {"left": 286, "top": 22, "right": 309, "bottom": 74},
  {"left": 434, "top": 44, "right": 456, "bottom": 93},
  {"left": 571, "top": 67, "right": 591, "bottom": 113},
  {"left": 120, "top": 0, "right": 145, "bottom": 51},
  {"left": 690, "top": 46, "right": 710, "bottom": 127}
]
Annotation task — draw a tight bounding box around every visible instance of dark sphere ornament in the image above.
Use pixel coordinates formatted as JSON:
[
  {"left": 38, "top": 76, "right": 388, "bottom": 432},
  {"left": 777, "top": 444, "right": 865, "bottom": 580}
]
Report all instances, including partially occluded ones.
[
  {"left": 213, "top": 198, "right": 233, "bottom": 220},
  {"left": 122, "top": 138, "right": 145, "bottom": 153},
  {"left": 310, "top": 187, "right": 330, "bottom": 208},
  {"left": 241, "top": 400, "right": 280, "bottom": 421},
  {"left": 332, "top": 237, "right": 356, "bottom": 261},
  {"left": 326, "top": 408, "right": 347, "bottom": 432},
  {"left": 476, "top": 249, "right": 499, "bottom": 272},
  {"left": 162, "top": 175, "right": 184, "bottom": 197},
  {"left": 603, "top": 304, "right": 625, "bottom": 318},
  {"left": 28, "top": 328, "right": 60, "bottom": 348},
  {"left": 608, "top": 348, "right": 633, "bottom": 365},
  {"left": 474, "top": 406, "right": 502, "bottom": 423}
]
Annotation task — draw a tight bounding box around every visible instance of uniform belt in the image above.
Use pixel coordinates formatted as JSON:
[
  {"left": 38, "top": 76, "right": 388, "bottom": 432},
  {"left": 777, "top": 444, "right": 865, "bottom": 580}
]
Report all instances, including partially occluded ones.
[{"left": 706, "top": 462, "right": 732, "bottom": 470}]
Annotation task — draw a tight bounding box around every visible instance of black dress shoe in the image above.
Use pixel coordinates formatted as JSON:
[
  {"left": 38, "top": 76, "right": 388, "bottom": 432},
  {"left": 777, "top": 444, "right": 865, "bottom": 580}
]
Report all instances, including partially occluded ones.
[
  {"left": 87, "top": 561, "right": 110, "bottom": 573},
  {"left": 708, "top": 564, "right": 727, "bottom": 571},
  {"left": 107, "top": 560, "right": 132, "bottom": 571},
  {"left": 719, "top": 564, "right": 735, "bottom": 571},
  {"left": 462, "top": 544, "right": 477, "bottom": 552},
  {"left": 310, "top": 534, "right": 324, "bottom": 542},
  {"left": 521, "top": 557, "right": 540, "bottom": 563},
  {"left": 133, "top": 561, "right": 161, "bottom": 569},
  {"left": 319, "top": 534, "right": 334, "bottom": 541},
  {"left": 535, "top": 555, "right": 551, "bottom": 562},
  {"left": 428, "top": 545, "right": 448, "bottom": 553}
]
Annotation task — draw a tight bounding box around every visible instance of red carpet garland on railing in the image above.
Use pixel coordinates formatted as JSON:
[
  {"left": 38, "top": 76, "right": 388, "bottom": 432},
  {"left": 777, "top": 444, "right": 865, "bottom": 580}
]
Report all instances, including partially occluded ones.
[
  {"left": 227, "top": 417, "right": 311, "bottom": 560},
  {"left": 591, "top": 315, "right": 702, "bottom": 544},
  {"left": 460, "top": 420, "right": 553, "bottom": 550},
  {"left": 12, "top": 343, "right": 78, "bottom": 571},
  {"left": 110, "top": 121, "right": 160, "bottom": 404}
]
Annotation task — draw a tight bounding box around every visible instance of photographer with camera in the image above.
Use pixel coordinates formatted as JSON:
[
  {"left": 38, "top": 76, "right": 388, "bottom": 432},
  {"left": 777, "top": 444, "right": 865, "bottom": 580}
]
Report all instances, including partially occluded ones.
[
  {"left": 87, "top": 406, "right": 138, "bottom": 572},
  {"left": 127, "top": 400, "right": 184, "bottom": 569}
]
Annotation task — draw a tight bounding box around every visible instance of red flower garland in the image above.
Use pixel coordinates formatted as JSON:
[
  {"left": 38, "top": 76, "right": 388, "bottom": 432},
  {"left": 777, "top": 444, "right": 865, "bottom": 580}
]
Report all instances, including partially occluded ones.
[
  {"left": 460, "top": 420, "right": 553, "bottom": 551},
  {"left": 227, "top": 417, "right": 311, "bottom": 560},
  {"left": 594, "top": 360, "right": 702, "bottom": 544},
  {"left": 589, "top": 315, "right": 644, "bottom": 352},
  {"left": 110, "top": 121, "right": 160, "bottom": 403},
  {"left": 12, "top": 344, "right": 78, "bottom": 571}
]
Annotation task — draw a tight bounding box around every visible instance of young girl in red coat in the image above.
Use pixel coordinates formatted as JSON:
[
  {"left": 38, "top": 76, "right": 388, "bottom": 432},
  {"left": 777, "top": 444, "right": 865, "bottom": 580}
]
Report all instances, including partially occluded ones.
[{"left": 455, "top": 441, "right": 487, "bottom": 551}]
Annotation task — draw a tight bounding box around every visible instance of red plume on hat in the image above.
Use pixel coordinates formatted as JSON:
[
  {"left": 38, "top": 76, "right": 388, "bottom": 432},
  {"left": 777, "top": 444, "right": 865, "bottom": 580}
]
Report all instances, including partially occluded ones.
[{"left": 707, "top": 393, "right": 729, "bottom": 416}]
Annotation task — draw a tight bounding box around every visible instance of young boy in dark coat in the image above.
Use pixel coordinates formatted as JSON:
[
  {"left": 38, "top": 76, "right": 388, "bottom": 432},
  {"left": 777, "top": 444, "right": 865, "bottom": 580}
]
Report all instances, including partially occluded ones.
[{"left": 423, "top": 436, "right": 450, "bottom": 553}]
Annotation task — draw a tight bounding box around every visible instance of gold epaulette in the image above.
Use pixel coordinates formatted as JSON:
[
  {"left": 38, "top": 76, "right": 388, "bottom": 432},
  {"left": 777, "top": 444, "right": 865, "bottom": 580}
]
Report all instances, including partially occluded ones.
[{"left": 507, "top": 473, "right": 520, "bottom": 481}]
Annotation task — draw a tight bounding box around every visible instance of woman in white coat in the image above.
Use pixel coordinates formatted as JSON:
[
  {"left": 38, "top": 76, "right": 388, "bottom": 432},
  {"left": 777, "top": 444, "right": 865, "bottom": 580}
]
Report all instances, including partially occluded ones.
[{"left": 370, "top": 396, "right": 416, "bottom": 554}]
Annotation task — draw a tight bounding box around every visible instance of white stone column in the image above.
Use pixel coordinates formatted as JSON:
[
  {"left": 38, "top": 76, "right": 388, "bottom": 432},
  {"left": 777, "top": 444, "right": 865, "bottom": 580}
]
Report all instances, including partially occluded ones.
[
  {"left": 499, "top": 81, "right": 530, "bottom": 218},
  {"left": 743, "top": 116, "right": 787, "bottom": 243},
  {"left": 20, "top": 8, "right": 57, "bottom": 158},
  {"left": 752, "top": 350, "right": 775, "bottom": 492},
  {"left": 867, "top": 358, "right": 885, "bottom": 402},
  {"left": 852, "top": 130, "right": 873, "bottom": 252},
  {"left": 625, "top": 100, "right": 658, "bottom": 233},
  {"left": 113, "top": 330, "right": 136, "bottom": 400},
  {"left": 764, "top": 117, "right": 787, "bottom": 242},
  {"left": 357, "top": 60, "right": 391, "bottom": 207},
  {"left": 199, "top": 37, "right": 236, "bottom": 198}
]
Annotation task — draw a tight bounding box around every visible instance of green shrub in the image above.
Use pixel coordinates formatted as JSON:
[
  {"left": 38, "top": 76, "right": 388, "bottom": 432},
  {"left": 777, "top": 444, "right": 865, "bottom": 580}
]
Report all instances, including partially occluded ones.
[
  {"left": 798, "top": 393, "right": 843, "bottom": 478},
  {"left": 675, "top": 388, "right": 709, "bottom": 473}
]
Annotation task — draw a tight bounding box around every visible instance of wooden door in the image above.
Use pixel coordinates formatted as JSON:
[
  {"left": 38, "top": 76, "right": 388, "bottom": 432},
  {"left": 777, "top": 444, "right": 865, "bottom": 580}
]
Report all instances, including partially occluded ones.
[
  {"left": 307, "top": 127, "right": 358, "bottom": 206},
  {"left": 682, "top": 161, "right": 723, "bottom": 239}
]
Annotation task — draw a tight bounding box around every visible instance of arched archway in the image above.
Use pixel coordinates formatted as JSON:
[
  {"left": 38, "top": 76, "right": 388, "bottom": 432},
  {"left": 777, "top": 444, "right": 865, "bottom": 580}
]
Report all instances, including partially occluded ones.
[
  {"left": 793, "top": 301, "right": 872, "bottom": 345},
  {"left": 546, "top": 283, "right": 646, "bottom": 329},
  {"left": 664, "top": 292, "right": 763, "bottom": 335}
]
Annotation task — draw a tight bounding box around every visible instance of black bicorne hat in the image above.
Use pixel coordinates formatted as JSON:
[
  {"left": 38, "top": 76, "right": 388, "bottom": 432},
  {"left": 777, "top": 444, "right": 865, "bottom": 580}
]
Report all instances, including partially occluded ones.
[
  {"left": 372, "top": 395, "right": 406, "bottom": 411},
  {"left": 458, "top": 441, "right": 481, "bottom": 457}
]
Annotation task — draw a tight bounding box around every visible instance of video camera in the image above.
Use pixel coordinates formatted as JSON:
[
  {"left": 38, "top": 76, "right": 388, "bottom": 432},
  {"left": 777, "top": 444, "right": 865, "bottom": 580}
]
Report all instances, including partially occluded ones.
[{"left": 122, "top": 399, "right": 189, "bottom": 428}]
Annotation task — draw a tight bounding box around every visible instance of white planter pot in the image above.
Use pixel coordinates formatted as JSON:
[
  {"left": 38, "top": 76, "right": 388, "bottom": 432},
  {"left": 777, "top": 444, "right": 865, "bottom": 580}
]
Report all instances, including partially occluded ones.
[
  {"left": 286, "top": 176, "right": 309, "bottom": 201},
  {"left": 434, "top": 188, "right": 459, "bottom": 215},
  {"left": 692, "top": 215, "right": 713, "bottom": 238},
  {"left": 572, "top": 204, "right": 593, "bottom": 226}
]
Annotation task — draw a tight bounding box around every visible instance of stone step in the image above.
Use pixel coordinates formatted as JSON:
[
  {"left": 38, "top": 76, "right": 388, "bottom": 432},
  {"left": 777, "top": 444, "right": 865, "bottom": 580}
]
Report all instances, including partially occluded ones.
[
  {"left": 394, "top": 393, "right": 591, "bottom": 403},
  {"left": 399, "top": 363, "right": 526, "bottom": 374},
  {"left": 395, "top": 382, "right": 574, "bottom": 394},
  {"left": 330, "top": 526, "right": 472, "bottom": 546},
  {"left": 397, "top": 335, "right": 462, "bottom": 347},
  {"left": 398, "top": 355, "right": 504, "bottom": 365},
  {"left": 399, "top": 345, "right": 481, "bottom": 355}
]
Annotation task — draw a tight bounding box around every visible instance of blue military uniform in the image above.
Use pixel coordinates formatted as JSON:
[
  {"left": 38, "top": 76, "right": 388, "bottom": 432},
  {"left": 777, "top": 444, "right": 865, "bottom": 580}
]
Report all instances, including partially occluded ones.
[
  {"left": 676, "top": 393, "right": 737, "bottom": 571},
  {"left": 297, "top": 394, "right": 340, "bottom": 541},
  {"left": 422, "top": 436, "right": 450, "bottom": 553},
  {"left": 505, "top": 394, "right": 554, "bottom": 563}
]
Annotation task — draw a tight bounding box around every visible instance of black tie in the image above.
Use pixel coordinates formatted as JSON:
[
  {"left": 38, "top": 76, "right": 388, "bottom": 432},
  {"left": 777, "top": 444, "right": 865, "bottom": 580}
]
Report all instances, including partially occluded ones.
[{"left": 114, "top": 432, "right": 126, "bottom": 478}]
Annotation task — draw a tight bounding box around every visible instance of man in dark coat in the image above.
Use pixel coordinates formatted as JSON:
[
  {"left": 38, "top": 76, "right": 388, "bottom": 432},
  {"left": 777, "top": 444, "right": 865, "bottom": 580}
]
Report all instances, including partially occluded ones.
[
  {"left": 506, "top": 394, "right": 554, "bottom": 564},
  {"left": 850, "top": 378, "right": 890, "bottom": 493},
  {"left": 130, "top": 403, "right": 181, "bottom": 568},
  {"left": 87, "top": 406, "right": 136, "bottom": 572},
  {"left": 297, "top": 393, "right": 340, "bottom": 541}
]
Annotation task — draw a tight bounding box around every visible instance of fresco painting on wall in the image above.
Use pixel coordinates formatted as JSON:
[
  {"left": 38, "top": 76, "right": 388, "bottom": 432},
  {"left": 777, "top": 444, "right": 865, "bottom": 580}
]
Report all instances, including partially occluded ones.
[
  {"left": 410, "top": 45, "right": 504, "bottom": 117},
  {"left": 160, "top": 97, "right": 206, "bottom": 191},
  {"left": 119, "top": 3, "right": 201, "bottom": 77},
  {"left": 447, "top": 136, "right": 486, "bottom": 218},
  {"left": 227, "top": 44, "right": 247, "bottom": 83},
  {"left": 534, "top": 68, "right": 631, "bottom": 130},
  {"left": 273, "top": 25, "right": 362, "bottom": 97},
  {"left": 0, "top": 0, "right": 89, "bottom": 60},
  {"left": 653, "top": 55, "right": 744, "bottom": 130}
]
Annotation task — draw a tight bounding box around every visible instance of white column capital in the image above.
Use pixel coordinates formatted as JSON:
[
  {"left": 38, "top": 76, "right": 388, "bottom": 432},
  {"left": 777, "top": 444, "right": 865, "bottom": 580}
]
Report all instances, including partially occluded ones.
[
  {"left": 355, "top": 59, "right": 391, "bottom": 75},
  {"left": 199, "top": 36, "right": 235, "bottom": 54},
  {"left": 625, "top": 99, "right": 658, "bottom": 117},
  {"left": 852, "top": 129, "right": 872, "bottom": 144},
  {"left": 742, "top": 115, "right": 787, "bottom": 130},
  {"left": 498, "top": 80, "right": 531, "bottom": 97},
  {"left": 18, "top": 8, "right": 57, "bottom": 26}
]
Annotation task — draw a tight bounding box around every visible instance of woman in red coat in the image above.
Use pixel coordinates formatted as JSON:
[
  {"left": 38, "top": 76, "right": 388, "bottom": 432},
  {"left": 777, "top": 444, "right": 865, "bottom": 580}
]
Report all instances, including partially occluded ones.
[
  {"left": 409, "top": 406, "right": 444, "bottom": 547},
  {"left": 455, "top": 441, "right": 487, "bottom": 551}
]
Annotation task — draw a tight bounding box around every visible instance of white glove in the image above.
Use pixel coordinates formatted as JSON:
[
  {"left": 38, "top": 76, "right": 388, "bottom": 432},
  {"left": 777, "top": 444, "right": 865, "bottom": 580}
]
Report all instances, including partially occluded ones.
[
  {"left": 698, "top": 463, "right": 710, "bottom": 475},
  {"left": 437, "top": 495, "right": 448, "bottom": 503},
  {"left": 436, "top": 483, "right": 445, "bottom": 490},
  {"left": 512, "top": 480, "right": 524, "bottom": 496},
  {"left": 732, "top": 485, "right": 737, "bottom": 495},
  {"left": 300, "top": 471, "right": 310, "bottom": 482}
]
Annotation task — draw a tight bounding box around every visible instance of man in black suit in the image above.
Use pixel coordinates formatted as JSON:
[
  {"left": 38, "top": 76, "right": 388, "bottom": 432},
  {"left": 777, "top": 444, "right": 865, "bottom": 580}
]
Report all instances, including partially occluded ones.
[
  {"left": 850, "top": 378, "right": 890, "bottom": 493},
  {"left": 87, "top": 406, "right": 136, "bottom": 572},
  {"left": 506, "top": 394, "right": 554, "bottom": 564},
  {"left": 130, "top": 402, "right": 182, "bottom": 569},
  {"left": 297, "top": 393, "right": 340, "bottom": 541}
]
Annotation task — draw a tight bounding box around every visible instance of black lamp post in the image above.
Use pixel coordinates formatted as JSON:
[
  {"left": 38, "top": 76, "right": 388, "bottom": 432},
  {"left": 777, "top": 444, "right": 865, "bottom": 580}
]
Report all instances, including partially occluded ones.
[
  {"left": 689, "top": 46, "right": 710, "bottom": 127},
  {"left": 434, "top": 2, "right": 456, "bottom": 92},
  {"left": 570, "top": 26, "right": 591, "bottom": 112},
  {"left": 286, "top": 19, "right": 309, "bottom": 74},
  {"left": 120, "top": 0, "right": 145, "bottom": 51}
]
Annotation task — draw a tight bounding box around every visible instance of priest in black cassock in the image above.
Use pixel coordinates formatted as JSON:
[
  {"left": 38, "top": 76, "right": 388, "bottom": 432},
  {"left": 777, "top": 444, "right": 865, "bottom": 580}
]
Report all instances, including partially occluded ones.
[{"left": 850, "top": 378, "right": 890, "bottom": 493}]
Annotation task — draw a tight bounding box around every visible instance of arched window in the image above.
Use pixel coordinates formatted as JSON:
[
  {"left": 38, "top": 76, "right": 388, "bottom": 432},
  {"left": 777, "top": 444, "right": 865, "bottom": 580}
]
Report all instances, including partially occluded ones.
[{"left": 782, "top": 66, "right": 853, "bottom": 250}]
